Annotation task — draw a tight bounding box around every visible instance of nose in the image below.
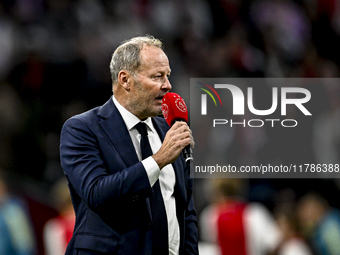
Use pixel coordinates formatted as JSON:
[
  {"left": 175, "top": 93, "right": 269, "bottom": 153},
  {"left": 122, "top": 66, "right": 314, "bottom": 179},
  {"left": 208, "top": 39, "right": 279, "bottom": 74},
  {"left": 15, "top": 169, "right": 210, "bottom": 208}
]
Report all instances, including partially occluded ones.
[{"left": 162, "top": 78, "right": 172, "bottom": 91}]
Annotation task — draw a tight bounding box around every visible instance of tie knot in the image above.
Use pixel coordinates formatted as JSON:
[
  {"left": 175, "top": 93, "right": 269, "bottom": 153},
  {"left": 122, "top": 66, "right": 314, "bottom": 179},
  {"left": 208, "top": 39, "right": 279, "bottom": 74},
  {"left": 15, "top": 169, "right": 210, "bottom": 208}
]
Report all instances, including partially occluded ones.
[{"left": 135, "top": 122, "right": 148, "bottom": 137}]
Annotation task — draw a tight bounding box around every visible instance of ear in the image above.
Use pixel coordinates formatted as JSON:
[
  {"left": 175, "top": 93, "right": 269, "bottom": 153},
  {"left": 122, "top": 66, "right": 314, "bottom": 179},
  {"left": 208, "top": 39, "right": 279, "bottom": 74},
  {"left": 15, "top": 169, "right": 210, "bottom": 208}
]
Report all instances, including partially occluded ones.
[{"left": 118, "top": 70, "right": 133, "bottom": 91}]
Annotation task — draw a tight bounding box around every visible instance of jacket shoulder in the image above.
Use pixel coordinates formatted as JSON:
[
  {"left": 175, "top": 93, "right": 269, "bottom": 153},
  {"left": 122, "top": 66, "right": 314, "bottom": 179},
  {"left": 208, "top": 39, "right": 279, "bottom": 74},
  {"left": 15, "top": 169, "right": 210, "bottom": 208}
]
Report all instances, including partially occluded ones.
[
  {"left": 62, "top": 107, "right": 100, "bottom": 130},
  {"left": 62, "top": 97, "right": 114, "bottom": 128}
]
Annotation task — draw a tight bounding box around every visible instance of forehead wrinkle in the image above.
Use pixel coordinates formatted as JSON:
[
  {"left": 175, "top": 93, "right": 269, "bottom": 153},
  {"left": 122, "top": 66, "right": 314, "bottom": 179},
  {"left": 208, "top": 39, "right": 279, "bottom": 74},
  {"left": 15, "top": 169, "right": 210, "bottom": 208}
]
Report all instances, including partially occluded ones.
[{"left": 138, "top": 46, "right": 169, "bottom": 72}]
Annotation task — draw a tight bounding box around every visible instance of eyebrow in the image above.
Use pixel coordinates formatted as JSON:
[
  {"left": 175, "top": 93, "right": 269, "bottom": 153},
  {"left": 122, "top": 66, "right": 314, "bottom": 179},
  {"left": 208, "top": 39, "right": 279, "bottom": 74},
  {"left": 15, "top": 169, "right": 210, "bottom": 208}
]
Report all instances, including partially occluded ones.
[{"left": 154, "top": 68, "right": 171, "bottom": 74}]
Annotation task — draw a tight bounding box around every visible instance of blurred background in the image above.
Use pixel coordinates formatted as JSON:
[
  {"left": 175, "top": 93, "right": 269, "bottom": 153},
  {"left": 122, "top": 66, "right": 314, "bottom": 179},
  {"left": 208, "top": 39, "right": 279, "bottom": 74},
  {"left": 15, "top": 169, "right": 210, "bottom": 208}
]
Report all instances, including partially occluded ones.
[{"left": 1, "top": 0, "right": 340, "bottom": 254}]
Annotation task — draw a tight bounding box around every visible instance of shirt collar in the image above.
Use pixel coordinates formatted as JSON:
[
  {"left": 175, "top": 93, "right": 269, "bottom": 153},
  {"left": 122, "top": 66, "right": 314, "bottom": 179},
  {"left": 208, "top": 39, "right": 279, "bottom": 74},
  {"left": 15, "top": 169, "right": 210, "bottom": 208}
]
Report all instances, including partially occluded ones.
[{"left": 112, "top": 95, "right": 154, "bottom": 133}]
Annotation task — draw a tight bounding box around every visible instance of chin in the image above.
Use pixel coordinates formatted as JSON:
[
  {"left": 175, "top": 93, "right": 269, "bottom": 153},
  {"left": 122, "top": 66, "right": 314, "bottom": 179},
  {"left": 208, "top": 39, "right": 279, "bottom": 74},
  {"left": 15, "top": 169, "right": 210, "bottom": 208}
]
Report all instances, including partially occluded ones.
[
  {"left": 153, "top": 106, "right": 162, "bottom": 115},
  {"left": 151, "top": 111, "right": 162, "bottom": 117}
]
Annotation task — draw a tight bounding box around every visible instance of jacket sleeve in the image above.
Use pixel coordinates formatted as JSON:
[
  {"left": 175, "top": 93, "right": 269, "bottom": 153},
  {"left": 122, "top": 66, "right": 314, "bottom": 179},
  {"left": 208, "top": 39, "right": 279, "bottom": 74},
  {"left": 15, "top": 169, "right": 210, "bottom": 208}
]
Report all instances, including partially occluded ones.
[
  {"left": 184, "top": 166, "right": 199, "bottom": 255},
  {"left": 60, "top": 116, "right": 152, "bottom": 211}
]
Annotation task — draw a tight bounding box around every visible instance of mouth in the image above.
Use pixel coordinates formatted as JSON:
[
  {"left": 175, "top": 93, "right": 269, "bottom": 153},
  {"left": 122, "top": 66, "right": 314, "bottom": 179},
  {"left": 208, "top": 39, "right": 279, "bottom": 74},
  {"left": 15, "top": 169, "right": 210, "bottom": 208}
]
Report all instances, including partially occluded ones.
[{"left": 155, "top": 96, "right": 164, "bottom": 102}]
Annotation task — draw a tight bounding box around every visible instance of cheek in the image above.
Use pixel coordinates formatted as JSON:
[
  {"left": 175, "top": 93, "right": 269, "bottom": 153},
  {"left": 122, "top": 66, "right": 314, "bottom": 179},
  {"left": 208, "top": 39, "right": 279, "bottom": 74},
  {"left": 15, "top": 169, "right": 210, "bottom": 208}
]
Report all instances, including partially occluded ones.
[
  {"left": 142, "top": 88, "right": 157, "bottom": 100},
  {"left": 134, "top": 81, "right": 159, "bottom": 102}
]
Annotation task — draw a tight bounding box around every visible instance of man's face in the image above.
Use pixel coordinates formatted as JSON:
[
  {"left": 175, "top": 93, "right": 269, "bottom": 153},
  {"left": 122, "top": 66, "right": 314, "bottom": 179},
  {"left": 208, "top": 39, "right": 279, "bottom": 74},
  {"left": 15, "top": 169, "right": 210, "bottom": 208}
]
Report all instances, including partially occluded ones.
[{"left": 129, "top": 45, "right": 172, "bottom": 120}]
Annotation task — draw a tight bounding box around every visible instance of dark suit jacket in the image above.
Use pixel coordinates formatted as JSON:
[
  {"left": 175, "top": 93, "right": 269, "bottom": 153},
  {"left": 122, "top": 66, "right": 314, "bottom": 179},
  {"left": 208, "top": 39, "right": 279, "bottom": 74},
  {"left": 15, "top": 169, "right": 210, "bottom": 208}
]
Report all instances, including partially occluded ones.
[{"left": 60, "top": 97, "right": 198, "bottom": 255}]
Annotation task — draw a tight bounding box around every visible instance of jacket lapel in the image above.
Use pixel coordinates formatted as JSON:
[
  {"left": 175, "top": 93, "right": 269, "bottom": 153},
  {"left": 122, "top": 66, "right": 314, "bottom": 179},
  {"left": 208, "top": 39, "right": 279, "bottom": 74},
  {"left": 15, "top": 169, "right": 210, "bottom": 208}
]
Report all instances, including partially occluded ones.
[{"left": 97, "top": 97, "right": 140, "bottom": 167}]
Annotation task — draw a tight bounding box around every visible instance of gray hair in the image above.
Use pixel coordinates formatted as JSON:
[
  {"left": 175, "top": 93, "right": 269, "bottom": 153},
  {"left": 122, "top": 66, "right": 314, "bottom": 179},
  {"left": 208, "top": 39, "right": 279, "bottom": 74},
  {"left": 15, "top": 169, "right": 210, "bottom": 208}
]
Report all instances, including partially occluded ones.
[{"left": 109, "top": 35, "right": 163, "bottom": 85}]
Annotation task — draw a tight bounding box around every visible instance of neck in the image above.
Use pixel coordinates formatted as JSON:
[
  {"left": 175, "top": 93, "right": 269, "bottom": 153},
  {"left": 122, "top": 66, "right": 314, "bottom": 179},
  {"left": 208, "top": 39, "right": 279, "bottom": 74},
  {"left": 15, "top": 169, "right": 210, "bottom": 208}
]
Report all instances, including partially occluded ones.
[{"left": 113, "top": 93, "right": 147, "bottom": 120}]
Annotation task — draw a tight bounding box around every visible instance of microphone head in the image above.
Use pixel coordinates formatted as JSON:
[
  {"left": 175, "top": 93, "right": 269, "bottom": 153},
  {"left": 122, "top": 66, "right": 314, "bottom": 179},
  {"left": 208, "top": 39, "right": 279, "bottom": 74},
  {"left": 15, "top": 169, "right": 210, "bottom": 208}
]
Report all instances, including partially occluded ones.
[{"left": 162, "top": 92, "right": 188, "bottom": 126}]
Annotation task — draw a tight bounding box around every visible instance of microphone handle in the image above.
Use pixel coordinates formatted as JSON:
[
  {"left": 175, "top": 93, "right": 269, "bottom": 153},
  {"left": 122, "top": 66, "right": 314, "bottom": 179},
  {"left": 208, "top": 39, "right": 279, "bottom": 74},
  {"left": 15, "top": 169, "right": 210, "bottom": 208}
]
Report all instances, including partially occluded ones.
[{"left": 183, "top": 145, "right": 193, "bottom": 163}]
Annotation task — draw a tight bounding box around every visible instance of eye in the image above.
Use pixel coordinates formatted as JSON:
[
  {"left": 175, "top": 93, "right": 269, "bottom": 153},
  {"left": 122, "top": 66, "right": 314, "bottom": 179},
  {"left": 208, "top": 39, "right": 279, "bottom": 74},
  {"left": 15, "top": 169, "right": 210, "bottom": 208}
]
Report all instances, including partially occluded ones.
[
  {"left": 153, "top": 74, "right": 162, "bottom": 79},
  {"left": 152, "top": 72, "right": 170, "bottom": 80}
]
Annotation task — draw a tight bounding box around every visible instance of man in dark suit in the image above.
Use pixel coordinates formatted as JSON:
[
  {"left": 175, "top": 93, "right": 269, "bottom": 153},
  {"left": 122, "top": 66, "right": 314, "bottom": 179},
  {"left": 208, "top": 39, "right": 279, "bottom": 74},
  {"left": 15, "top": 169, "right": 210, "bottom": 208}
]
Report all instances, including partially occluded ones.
[{"left": 60, "top": 35, "right": 198, "bottom": 255}]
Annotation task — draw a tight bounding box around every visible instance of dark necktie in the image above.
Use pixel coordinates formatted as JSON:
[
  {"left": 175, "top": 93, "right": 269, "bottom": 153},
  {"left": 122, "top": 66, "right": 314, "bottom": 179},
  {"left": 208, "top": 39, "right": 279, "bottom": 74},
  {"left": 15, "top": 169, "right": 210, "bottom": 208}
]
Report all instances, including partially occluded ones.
[{"left": 135, "top": 122, "right": 168, "bottom": 255}]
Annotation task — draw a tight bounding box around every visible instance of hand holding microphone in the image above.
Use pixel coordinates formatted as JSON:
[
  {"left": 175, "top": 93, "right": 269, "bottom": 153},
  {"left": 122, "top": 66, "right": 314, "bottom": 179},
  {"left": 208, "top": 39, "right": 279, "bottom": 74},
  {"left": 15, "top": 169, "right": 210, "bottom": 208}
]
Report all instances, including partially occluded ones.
[
  {"left": 161, "top": 92, "right": 194, "bottom": 163},
  {"left": 152, "top": 92, "right": 194, "bottom": 169}
]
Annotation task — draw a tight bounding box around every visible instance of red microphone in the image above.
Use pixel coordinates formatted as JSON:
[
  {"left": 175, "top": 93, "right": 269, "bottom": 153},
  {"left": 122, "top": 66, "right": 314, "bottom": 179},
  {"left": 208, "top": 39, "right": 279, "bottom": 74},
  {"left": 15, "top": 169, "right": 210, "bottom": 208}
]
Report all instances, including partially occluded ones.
[{"left": 162, "top": 92, "right": 193, "bottom": 163}]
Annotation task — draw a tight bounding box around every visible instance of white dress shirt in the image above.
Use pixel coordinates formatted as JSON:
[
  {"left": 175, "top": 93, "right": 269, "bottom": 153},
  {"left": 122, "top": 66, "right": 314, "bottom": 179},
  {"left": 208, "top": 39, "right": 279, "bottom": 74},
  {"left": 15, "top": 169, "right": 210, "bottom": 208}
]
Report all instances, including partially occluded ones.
[{"left": 112, "top": 96, "right": 180, "bottom": 255}]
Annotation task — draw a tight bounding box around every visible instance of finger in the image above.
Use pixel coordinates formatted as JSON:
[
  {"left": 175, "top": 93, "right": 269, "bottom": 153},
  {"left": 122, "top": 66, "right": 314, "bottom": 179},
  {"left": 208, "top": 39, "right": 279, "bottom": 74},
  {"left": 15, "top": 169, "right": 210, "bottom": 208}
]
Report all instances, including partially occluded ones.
[
  {"left": 171, "top": 121, "right": 188, "bottom": 130},
  {"left": 169, "top": 126, "right": 189, "bottom": 138},
  {"left": 190, "top": 134, "right": 195, "bottom": 148},
  {"left": 172, "top": 130, "right": 190, "bottom": 143}
]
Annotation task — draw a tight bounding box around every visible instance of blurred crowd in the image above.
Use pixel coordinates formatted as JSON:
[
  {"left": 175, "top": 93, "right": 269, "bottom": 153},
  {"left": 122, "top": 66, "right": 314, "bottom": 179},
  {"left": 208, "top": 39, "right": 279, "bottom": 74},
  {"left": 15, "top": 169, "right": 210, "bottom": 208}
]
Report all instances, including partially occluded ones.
[
  {"left": 199, "top": 178, "right": 340, "bottom": 255},
  {"left": 1, "top": 0, "right": 340, "bottom": 254}
]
